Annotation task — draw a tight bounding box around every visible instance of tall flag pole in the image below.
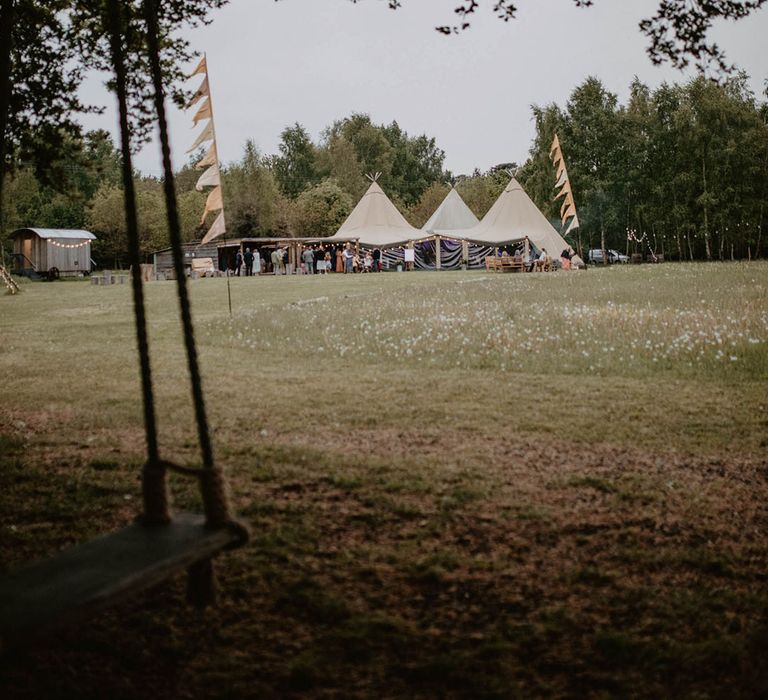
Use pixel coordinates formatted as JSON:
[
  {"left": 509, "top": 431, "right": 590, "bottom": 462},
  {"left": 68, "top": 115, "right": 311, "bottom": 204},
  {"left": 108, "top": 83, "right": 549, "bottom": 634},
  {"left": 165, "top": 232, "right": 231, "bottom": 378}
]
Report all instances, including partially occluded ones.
[
  {"left": 186, "top": 53, "right": 231, "bottom": 313},
  {"left": 549, "top": 134, "right": 580, "bottom": 236},
  {"left": 187, "top": 53, "right": 226, "bottom": 244}
]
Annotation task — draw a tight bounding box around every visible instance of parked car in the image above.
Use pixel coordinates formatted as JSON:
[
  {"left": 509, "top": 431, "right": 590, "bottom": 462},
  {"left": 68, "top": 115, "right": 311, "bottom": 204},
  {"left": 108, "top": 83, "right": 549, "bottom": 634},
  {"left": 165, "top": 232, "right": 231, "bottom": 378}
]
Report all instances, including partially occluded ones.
[{"left": 588, "top": 248, "right": 630, "bottom": 264}]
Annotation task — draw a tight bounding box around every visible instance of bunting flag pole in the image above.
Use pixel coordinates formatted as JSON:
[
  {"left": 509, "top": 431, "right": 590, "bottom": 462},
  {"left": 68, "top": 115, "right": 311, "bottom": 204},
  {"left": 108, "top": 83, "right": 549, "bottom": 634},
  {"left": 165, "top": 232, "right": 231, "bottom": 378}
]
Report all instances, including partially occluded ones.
[
  {"left": 549, "top": 133, "right": 579, "bottom": 236},
  {"left": 186, "top": 52, "right": 226, "bottom": 246},
  {"left": 186, "top": 52, "right": 232, "bottom": 314}
]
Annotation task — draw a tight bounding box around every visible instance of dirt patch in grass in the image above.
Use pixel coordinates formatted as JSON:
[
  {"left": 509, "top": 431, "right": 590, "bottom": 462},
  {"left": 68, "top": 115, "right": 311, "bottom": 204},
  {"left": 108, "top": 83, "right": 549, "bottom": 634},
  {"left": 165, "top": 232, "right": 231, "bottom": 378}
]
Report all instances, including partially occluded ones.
[{"left": 1, "top": 410, "right": 766, "bottom": 698}]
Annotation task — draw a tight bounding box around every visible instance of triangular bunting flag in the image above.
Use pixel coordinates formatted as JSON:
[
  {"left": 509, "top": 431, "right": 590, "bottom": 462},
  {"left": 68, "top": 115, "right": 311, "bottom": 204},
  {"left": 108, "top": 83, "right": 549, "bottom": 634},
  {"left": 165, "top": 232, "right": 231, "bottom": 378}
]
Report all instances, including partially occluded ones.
[
  {"left": 196, "top": 163, "right": 220, "bottom": 191},
  {"left": 186, "top": 77, "right": 209, "bottom": 108},
  {"left": 186, "top": 53, "right": 226, "bottom": 243},
  {"left": 560, "top": 192, "right": 575, "bottom": 220},
  {"left": 200, "top": 186, "right": 223, "bottom": 224},
  {"left": 200, "top": 211, "right": 226, "bottom": 245},
  {"left": 187, "top": 122, "right": 214, "bottom": 152},
  {"left": 549, "top": 134, "right": 561, "bottom": 157},
  {"left": 195, "top": 143, "right": 217, "bottom": 170},
  {"left": 190, "top": 56, "right": 207, "bottom": 78},
  {"left": 192, "top": 99, "right": 212, "bottom": 126},
  {"left": 565, "top": 213, "right": 580, "bottom": 234},
  {"left": 554, "top": 180, "right": 571, "bottom": 201},
  {"left": 549, "top": 133, "right": 579, "bottom": 235}
]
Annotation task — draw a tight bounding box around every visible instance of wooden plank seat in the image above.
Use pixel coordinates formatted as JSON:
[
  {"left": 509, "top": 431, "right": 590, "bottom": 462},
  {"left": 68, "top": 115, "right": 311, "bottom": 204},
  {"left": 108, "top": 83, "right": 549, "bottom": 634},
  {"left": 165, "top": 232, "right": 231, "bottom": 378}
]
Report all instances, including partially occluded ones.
[
  {"left": 0, "top": 512, "right": 240, "bottom": 653},
  {"left": 499, "top": 256, "right": 525, "bottom": 272}
]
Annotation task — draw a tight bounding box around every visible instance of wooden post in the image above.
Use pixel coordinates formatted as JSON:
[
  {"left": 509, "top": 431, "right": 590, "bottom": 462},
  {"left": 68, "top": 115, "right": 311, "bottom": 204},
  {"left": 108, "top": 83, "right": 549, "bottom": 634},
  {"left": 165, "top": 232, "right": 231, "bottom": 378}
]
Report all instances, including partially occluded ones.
[{"left": 435, "top": 236, "right": 441, "bottom": 270}]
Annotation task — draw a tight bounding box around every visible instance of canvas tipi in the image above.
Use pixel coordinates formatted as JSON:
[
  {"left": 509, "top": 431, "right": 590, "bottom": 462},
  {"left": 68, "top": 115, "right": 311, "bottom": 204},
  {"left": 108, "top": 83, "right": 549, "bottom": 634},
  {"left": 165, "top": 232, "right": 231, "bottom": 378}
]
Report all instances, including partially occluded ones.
[
  {"left": 421, "top": 186, "right": 479, "bottom": 235},
  {"left": 326, "top": 180, "right": 421, "bottom": 248},
  {"left": 444, "top": 177, "right": 572, "bottom": 256}
]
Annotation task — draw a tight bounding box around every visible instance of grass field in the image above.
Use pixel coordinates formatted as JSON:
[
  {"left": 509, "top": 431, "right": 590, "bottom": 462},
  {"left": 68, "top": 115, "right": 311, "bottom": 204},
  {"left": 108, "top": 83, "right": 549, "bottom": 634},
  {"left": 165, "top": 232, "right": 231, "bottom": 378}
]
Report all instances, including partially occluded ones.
[{"left": 1, "top": 262, "right": 767, "bottom": 698}]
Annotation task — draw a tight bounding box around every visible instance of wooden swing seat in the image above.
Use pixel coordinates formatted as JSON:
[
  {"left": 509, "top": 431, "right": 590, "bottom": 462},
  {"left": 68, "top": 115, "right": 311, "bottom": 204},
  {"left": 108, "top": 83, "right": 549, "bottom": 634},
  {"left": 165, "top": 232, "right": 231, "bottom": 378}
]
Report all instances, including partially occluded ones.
[{"left": 0, "top": 512, "right": 240, "bottom": 653}]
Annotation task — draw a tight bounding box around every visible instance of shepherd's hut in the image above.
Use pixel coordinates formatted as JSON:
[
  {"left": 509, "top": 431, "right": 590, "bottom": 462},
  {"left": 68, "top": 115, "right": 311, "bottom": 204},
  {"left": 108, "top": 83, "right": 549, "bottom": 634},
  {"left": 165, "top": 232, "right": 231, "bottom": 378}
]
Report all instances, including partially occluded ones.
[{"left": 10, "top": 228, "right": 96, "bottom": 278}]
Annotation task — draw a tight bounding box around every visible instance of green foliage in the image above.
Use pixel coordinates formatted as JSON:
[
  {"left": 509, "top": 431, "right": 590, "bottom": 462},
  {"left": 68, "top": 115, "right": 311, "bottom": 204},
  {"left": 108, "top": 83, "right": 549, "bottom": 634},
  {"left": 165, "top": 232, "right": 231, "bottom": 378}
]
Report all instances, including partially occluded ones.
[
  {"left": 290, "top": 179, "right": 353, "bottom": 237},
  {"left": 406, "top": 182, "right": 450, "bottom": 227},
  {"left": 455, "top": 168, "right": 509, "bottom": 219},
  {"left": 223, "top": 140, "right": 288, "bottom": 238},
  {"left": 272, "top": 123, "right": 318, "bottom": 198},
  {"left": 318, "top": 113, "right": 447, "bottom": 206},
  {"left": 520, "top": 74, "right": 768, "bottom": 260},
  {"left": 316, "top": 135, "right": 366, "bottom": 201},
  {"left": 381, "top": 121, "right": 446, "bottom": 207}
]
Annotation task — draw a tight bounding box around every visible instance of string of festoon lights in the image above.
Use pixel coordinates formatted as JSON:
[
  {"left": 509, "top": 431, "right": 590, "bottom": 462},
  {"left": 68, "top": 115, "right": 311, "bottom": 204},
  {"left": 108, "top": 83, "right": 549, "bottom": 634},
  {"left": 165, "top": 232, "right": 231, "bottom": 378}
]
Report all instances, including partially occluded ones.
[
  {"left": 48, "top": 240, "right": 90, "bottom": 249},
  {"left": 626, "top": 228, "right": 657, "bottom": 262}
]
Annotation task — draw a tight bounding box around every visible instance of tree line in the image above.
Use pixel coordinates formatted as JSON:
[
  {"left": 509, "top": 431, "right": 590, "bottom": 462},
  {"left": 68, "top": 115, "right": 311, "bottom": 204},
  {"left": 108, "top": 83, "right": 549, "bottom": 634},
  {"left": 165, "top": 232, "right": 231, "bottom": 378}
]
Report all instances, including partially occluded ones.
[
  {"left": 2, "top": 75, "right": 767, "bottom": 266},
  {"left": 521, "top": 74, "right": 768, "bottom": 260}
]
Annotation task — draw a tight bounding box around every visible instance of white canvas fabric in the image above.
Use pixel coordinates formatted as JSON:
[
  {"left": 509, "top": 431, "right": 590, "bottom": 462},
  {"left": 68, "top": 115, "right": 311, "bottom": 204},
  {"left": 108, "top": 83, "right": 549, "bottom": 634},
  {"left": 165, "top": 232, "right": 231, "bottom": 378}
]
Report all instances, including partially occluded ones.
[
  {"left": 190, "top": 56, "right": 207, "bottom": 78},
  {"left": 443, "top": 177, "right": 572, "bottom": 255},
  {"left": 421, "top": 187, "right": 479, "bottom": 234},
  {"left": 187, "top": 122, "right": 213, "bottom": 152},
  {"left": 195, "top": 163, "right": 220, "bottom": 191},
  {"left": 195, "top": 143, "right": 217, "bottom": 170},
  {"left": 186, "top": 77, "right": 209, "bottom": 108},
  {"left": 200, "top": 186, "right": 223, "bottom": 224},
  {"left": 565, "top": 213, "right": 580, "bottom": 234},
  {"left": 326, "top": 181, "right": 420, "bottom": 248},
  {"left": 192, "top": 98, "right": 212, "bottom": 126},
  {"left": 200, "top": 211, "right": 226, "bottom": 245}
]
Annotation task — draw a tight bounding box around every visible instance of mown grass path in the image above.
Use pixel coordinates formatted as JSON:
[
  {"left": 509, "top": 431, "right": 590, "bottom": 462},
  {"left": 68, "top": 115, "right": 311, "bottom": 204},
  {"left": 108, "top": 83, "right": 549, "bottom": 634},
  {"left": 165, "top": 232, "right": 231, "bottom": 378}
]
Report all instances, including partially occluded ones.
[{"left": 1, "top": 263, "right": 766, "bottom": 698}]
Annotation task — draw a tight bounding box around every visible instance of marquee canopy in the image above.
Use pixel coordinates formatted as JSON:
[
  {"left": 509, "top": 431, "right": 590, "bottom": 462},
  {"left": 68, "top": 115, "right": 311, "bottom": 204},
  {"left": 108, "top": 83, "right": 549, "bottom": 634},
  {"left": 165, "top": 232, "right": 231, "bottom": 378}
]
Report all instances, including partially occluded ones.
[
  {"left": 442, "top": 177, "right": 572, "bottom": 255},
  {"left": 326, "top": 181, "right": 420, "bottom": 248}
]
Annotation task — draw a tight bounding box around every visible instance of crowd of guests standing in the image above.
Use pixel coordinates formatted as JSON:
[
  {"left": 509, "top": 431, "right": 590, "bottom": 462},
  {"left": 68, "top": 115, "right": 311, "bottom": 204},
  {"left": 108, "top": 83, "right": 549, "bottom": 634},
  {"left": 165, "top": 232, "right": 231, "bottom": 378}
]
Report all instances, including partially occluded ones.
[{"left": 227, "top": 244, "right": 383, "bottom": 276}]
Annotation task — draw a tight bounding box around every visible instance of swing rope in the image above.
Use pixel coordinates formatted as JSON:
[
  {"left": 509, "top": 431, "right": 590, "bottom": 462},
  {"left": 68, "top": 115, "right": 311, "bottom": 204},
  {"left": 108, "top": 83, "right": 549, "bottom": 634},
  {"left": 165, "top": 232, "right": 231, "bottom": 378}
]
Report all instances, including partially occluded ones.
[
  {"left": 106, "top": 0, "right": 247, "bottom": 542},
  {"left": 105, "top": 0, "right": 169, "bottom": 525}
]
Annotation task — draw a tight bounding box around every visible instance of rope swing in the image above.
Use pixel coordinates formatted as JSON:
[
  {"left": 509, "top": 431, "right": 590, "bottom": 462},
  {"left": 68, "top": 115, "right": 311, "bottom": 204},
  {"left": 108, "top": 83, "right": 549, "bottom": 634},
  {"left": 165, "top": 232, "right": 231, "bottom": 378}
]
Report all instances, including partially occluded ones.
[
  {"left": 108, "top": 0, "right": 249, "bottom": 539},
  {"left": 0, "top": 3, "right": 251, "bottom": 653}
]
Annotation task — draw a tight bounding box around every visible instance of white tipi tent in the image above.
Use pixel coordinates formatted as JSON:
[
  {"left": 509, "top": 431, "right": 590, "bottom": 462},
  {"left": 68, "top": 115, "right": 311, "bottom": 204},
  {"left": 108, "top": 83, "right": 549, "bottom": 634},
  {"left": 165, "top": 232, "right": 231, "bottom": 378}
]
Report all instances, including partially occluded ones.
[
  {"left": 444, "top": 177, "right": 572, "bottom": 256},
  {"left": 422, "top": 187, "right": 479, "bottom": 234},
  {"left": 326, "top": 181, "right": 421, "bottom": 248}
]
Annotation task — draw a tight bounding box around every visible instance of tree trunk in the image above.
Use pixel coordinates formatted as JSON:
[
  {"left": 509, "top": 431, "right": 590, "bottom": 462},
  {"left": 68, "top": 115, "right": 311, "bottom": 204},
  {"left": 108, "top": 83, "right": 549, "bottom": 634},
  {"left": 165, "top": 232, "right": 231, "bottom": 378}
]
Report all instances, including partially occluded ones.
[{"left": 702, "top": 155, "right": 712, "bottom": 260}]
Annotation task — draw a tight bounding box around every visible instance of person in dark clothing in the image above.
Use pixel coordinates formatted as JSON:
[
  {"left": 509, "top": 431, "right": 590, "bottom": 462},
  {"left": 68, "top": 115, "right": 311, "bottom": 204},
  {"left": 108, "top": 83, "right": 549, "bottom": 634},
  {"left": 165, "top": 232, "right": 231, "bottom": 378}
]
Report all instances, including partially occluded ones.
[
  {"left": 314, "top": 246, "right": 324, "bottom": 274},
  {"left": 235, "top": 250, "right": 243, "bottom": 276},
  {"left": 243, "top": 248, "right": 254, "bottom": 277},
  {"left": 372, "top": 248, "right": 381, "bottom": 271}
]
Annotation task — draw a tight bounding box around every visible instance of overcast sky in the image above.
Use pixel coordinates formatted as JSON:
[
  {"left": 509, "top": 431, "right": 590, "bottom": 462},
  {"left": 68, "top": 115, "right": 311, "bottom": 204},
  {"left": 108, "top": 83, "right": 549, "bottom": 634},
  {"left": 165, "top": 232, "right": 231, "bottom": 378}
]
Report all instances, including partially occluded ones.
[{"left": 80, "top": 0, "right": 768, "bottom": 177}]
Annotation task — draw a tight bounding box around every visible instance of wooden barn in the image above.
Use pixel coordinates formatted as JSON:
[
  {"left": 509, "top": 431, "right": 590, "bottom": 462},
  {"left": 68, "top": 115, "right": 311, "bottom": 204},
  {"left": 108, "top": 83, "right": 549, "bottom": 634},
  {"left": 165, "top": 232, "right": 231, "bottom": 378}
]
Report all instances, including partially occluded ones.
[
  {"left": 11, "top": 228, "right": 96, "bottom": 278},
  {"left": 152, "top": 239, "right": 221, "bottom": 277}
]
